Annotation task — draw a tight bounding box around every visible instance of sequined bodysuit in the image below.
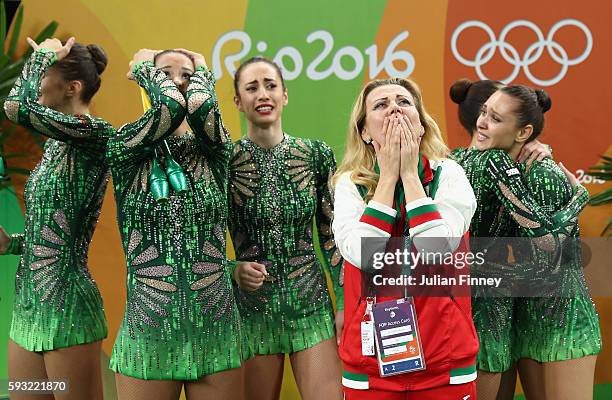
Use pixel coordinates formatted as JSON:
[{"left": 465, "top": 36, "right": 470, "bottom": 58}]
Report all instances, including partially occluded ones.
[
  {"left": 450, "top": 148, "right": 590, "bottom": 372},
  {"left": 228, "top": 135, "right": 343, "bottom": 354},
  {"left": 3, "top": 49, "right": 112, "bottom": 351},
  {"left": 511, "top": 158, "right": 601, "bottom": 363},
  {"left": 107, "top": 62, "right": 243, "bottom": 380}
]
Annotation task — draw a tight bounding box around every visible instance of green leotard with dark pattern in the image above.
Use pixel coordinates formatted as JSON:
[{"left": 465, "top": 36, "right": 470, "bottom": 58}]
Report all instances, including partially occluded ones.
[
  {"left": 450, "top": 147, "right": 590, "bottom": 372},
  {"left": 511, "top": 158, "right": 601, "bottom": 363},
  {"left": 228, "top": 135, "right": 343, "bottom": 354},
  {"left": 3, "top": 49, "right": 112, "bottom": 351},
  {"left": 107, "top": 61, "right": 244, "bottom": 380}
]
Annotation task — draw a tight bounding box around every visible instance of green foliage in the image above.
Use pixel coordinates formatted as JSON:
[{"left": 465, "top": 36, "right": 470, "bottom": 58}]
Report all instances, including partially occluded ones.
[
  {"left": 0, "top": 0, "right": 58, "bottom": 192},
  {"left": 587, "top": 155, "right": 612, "bottom": 236}
]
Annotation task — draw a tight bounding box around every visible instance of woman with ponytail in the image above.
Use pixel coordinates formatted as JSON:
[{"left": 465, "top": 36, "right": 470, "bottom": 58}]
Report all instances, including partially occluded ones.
[
  {"left": 449, "top": 81, "right": 601, "bottom": 400},
  {"left": 0, "top": 37, "right": 113, "bottom": 400}
]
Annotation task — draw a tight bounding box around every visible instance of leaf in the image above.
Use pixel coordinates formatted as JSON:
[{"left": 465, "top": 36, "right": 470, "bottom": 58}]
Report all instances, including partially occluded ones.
[
  {"left": 5, "top": 166, "right": 30, "bottom": 175},
  {"left": 586, "top": 171, "right": 612, "bottom": 180},
  {"left": 589, "top": 188, "right": 612, "bottom": 206},
  {"left": 24, "top": 21, "right": 58, "bottom": 57},
  {"left": 0, "top": 1, "right": 6, "bottom": 55},
  {"left": 7, "top": 5, "right": 23, "bottom": 58},
  {"left": 2, "top": 152, "right": 28, "bottom": 158},
  {"left": 600, "top": 155, "right": 612, "bottom": 163},
  {"left": 0, "top": 75, "right": 16, "bottom": 90},
  {"left": 588, "top": 164, "right": 612, "bottom": 172},
  {"left": 0, "top": 59, "right": 25, "bottom": 82},
  {"left": 0, "top": 125, "right": 16, "bottom": 145},
  {"left": 26, "top": 129, "right": 45, "bottom": 149},
  {"left": 602, "top": 219, "right": 612, "bottom": 237}
]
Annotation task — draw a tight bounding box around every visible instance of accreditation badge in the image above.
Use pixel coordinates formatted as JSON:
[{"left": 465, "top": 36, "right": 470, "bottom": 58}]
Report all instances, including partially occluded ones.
[{"left": 372, "top": 297, "right": 426, "bottom": 377}]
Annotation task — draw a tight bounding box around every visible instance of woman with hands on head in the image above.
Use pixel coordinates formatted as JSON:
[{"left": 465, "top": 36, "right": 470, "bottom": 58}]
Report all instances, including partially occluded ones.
[
  {"left": 228, "top": 56, "right": 344, "bottom": 400},
  {"left": 1, "top": 36, "right": 113, "bottom": 400},
  {"left": 107, "top": 47, "right": 244, "bottom": 400},
  {"left": 332, "top": 77, "right": 479, "bottom": 399}
]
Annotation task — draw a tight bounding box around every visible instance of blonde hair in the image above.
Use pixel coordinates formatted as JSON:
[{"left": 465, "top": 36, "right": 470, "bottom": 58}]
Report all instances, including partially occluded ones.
[{"left": 333, "top": 78, "right": 449, "bottom": 201}]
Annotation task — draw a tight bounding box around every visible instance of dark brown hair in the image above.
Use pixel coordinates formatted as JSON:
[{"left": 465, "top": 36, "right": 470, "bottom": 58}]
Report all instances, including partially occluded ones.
[
  {"left": 51, "top": 42, "right": 107, "bottom": 103},
  {"left": 449, "top": 78, "right": 503, "bottom": 135},
  {"left": 153, "top": 49, "right": 195, "bottom": 67},
  {"left": 500, "top": 85, "right": 552, "bottom": 142}
]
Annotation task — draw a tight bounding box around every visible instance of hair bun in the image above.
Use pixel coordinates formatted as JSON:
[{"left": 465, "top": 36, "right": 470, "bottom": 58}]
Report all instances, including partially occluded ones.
[
  {"left": 449, "top": 79, "right": 473, "bottom": 104},
  {"left": 535, "top": 89, "right": 552, "bottom": 112},
  {"left": 86, "top": 44, "right": 108, "bottom": 74}
]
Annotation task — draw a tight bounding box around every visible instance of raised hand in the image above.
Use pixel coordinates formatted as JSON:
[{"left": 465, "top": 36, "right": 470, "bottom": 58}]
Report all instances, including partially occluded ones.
[
  {"left": 518, "top": 139, "right": 552, "bottom": 170},
  {"left": 26, "top": 36, "right": 75, "bottom": 61},
  {"left": 174, "top": 48, "right": 207, "bottom": 69},
  {"left": 398, "top": 113, "right": 421, "bottom": 182},
  {"left": 127, "top": 49, "right": 159, "bottom": 80},
  {"left": 372, "top": 116, "right": 401, "bottom": 184}
]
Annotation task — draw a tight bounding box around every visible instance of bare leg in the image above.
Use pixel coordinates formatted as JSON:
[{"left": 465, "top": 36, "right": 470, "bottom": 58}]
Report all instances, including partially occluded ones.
[
  {"left": 289, "top": 338, "right": 342, "bottom": 400},
  {"left": 43, "top": 340, "right": 103, "bottom": 400},
  {"left": 242, "top": 354, "right": 284, "bottom": 400},
  {"left": 496, "top": 363, "right": 517, "bottom": 400},
  {"left": 476, "top": 370, "right": 502, "bottom": 400},
  {"left": 115, "top": 374, "right": 182, "bottom": 400},
  {"left": 184, "top": 367, "right": 242, "bottom": 400},
  {"left": 7, "top": 339, "right": 53, "bottom": 400},
  {"left": 543, "top": 356, "right": 597, "bottom": 400},
  {"left": 517, "top": 359, "right": 545, "bottom": 400}
]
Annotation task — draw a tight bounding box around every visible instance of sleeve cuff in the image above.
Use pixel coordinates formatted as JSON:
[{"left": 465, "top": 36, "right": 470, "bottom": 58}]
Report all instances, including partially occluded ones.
[
  {"left": 132, "top": 60, "right": 153, "bottom": 77},
  {"left": 6, "top": 233, "right": 24, "bottom": 255},
  {"left": 227, "top": 260, "right": 239, "bottom": 281},
  {"left": 367, "top": 200, "right": 397, "bottom": 217},
  {"left": 405, "top": 198, "right": 443, "bottom": 229},
  {"left": 36, "top": 48, "right": 58, "bottom": 64},
  {"left": 359, "top": 201, "right": 396, "bottom": 233}
]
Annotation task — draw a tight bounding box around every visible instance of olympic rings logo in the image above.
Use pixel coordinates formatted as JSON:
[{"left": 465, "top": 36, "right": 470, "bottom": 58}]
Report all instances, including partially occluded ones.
[{"left": 451, "top": 19, "right": 593, "bottom": 86}]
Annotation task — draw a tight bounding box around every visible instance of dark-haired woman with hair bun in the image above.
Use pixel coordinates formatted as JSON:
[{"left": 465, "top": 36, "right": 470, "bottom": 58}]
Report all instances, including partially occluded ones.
[
  {"left": 449, "top": 82, "right": 601, "bottom": 400},
  {"left": 228, "top": 56, "right": 343, "bottom": 400},
  {"left": 0, "top": 37, "right": 113, "bottom": 399},
  {"left": 107, "top": 48, "right": 245, "bottom": 399}
]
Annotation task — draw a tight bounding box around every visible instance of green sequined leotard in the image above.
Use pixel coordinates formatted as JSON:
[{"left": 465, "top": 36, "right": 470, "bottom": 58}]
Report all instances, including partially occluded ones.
[
  {"left": 450, "top": 148, "right": 589, "bottom": 372},
  {"left": 511, "top": 158, "right": 601, "bottom": 362},
  {"left": 107, "top": 62, "right": 243, "bottom": 380},
  {"left": 3, "top": 49, "right": 113, "bottom": 351},
  {"left": 228, "top": 135, "right": 343, "bottom": 354}
]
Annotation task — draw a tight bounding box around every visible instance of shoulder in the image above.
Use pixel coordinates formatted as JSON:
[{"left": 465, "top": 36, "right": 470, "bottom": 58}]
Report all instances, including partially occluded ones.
[
  {"left": 333, "top": 171, "right": 366, "bottom": 205},
  {"left": 335, "top": 171, "right": 354, "bottom": 186},
  {"left": 448, "top": 147, "right": 467, "bottom": 162},
  {"left": 524, "top": 158, "right": 567, "bottom": 185},
  {"left": 334, "top": 171, "right": 359, "bottom": 194},
  {"left": 89, "top": 116, "right": 115, "bottom": 137},
  {"left": 431, "top": 158, "right": 468, "bottom": 178},
  {"left": 293, "top": 136, "right": 334, "bottom": 157}
]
